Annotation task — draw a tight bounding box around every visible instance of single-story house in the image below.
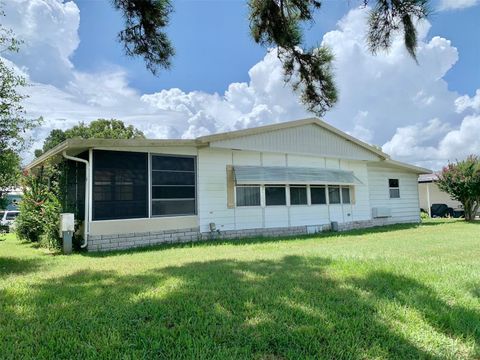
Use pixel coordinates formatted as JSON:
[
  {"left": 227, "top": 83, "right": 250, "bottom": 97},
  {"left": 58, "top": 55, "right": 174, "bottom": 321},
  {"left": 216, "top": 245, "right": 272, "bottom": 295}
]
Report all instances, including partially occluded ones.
[
  {"left": 418, "top": 173, "right": 462, "bottom": 216},
  {"left": 27, "top": 118, "right": 430, "bottom": 252}
]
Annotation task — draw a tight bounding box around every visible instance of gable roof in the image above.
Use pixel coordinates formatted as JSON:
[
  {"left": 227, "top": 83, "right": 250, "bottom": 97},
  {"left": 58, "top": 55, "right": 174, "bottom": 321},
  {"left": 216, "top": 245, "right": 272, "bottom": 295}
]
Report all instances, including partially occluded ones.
[
  {"left": 25, "top": 117, "right": 431, "bottom": 175},
  {"left": 197, "top": 117, "right": 390, "bottom": 160}
]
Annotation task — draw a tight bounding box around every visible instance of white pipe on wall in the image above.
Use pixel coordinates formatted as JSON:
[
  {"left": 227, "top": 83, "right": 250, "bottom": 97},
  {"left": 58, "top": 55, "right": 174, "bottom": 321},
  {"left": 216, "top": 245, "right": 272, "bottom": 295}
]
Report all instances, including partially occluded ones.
[
  {"left": 62, "top": 151, "right": 89, "bottom": 248},
  {"left": 426, "top": 182, "right": 431, "bottom": 217}
]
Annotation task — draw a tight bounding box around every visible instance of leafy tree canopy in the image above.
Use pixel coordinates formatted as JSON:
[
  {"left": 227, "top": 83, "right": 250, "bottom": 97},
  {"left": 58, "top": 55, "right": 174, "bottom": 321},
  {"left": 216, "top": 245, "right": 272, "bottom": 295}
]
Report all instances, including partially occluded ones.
[
  {"left": 0, "top": 11, "right": 39, "bottom": 196},
  {"left": 437, "top": 155, "right": 480, "bottom": 221},
  {"left": 36, "top": 119, "right": 146, "bottom": 157},
  {"left": 113, "top": 0, "right": 429, "bottom": 116}
]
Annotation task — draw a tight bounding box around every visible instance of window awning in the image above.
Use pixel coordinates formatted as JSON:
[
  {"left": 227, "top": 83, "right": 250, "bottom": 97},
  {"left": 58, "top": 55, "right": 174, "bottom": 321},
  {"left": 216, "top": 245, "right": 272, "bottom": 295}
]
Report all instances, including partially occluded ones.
[{"left": 233, "top": 166, "right": 362, "bottom": 185}]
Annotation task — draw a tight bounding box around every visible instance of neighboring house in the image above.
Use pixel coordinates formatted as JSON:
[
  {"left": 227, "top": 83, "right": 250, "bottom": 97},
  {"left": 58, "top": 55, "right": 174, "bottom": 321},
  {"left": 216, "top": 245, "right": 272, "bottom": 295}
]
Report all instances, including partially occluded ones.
[
  {"left": 418, "top": 173, "right": 462, "bottom": 216},
  {"left": 26, "top": 118, "right": 430, "bottom": 252}
]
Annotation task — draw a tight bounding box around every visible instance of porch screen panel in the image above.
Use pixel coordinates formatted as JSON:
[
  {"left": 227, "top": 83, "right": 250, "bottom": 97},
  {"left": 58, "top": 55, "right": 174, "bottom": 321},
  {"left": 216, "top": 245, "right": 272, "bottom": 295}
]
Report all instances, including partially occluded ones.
[
  {"left": 151, "top": 155, "right": 196, "bottom": 216},
  {"left": 92, "top": 150, "right": 148, "bottom": 220}
]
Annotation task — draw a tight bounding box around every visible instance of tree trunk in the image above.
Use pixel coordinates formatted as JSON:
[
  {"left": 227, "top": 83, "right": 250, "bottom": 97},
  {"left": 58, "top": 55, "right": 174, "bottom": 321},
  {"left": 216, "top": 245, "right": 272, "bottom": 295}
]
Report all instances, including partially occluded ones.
[
  {"left": 463, "top": 200, "right": 472, "bottom": 221},
  {"left": 463, "top": 200, "right": 478, "bottom": 221}
]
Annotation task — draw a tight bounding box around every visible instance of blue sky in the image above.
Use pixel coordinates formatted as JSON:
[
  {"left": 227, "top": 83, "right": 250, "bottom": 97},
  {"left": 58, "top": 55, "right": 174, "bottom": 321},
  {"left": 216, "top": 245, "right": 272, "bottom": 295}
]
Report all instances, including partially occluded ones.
[
  {"left": 73, "top": 0, "right": 479, "bottom": 96},
  {"left": 3, "top": 0, "right": 480, "bottom": 168}
]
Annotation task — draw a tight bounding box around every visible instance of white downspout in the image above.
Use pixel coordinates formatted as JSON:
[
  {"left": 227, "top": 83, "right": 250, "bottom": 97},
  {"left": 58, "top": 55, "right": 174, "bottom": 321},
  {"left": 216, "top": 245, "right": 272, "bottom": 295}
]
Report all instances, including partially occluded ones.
[
  {"left": 426, "top": 182, "right": 431, "bottom": 218},
  {"left": 62, "top": 151, "right": 89, "bottom": 248}
]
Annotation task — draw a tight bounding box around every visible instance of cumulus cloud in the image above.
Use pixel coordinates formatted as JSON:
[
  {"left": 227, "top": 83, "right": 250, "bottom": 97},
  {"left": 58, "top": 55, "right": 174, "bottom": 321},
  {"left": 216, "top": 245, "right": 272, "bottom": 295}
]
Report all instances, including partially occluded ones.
[
  {"left": 141, "top": 49, "right": 310, "bottom": 138},
  {"left": 384, "top": 115, "right": 480, "bottom": 168},
  {"left": 455, "top": 89, "right": 480, "bottom": 112},
  {"left": 2, "top": 0, "right": 80, "bottom": 86},
  {"left": 321, "top": 10, "right": 460, "bottom": 147},
  {"left": 3, "top": 1, "right": 479, "bottom": 169},
  {"left": 438, "top": 0, "right": 479, "bottom": 11}
]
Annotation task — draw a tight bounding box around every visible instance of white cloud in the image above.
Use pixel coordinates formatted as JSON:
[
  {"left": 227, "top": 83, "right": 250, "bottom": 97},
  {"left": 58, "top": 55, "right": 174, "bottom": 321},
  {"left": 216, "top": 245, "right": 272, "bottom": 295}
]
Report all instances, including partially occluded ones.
[
  {"left": 315, "top": 8, "right": 480, "bottom": 169},
  {"left": 455, "top": 89, "right": 480, "bottom": 112},
  {"left": 141, "top": 49, "right": 309, "bottom": 137},
  {"left": 384, "top": 115, "right": 480, "bottom": 168},
  {"left": 2, "top": 0, "right": 79, "bottom": 86},
  {"left": 321, "top": 10, "right": 460, "bottom": 148},
  {"left": 3, "top": 1, "right": 479, "bottom": 169},
  {"left": 438, "top": 0, "right": 479, "bottom": 11}
]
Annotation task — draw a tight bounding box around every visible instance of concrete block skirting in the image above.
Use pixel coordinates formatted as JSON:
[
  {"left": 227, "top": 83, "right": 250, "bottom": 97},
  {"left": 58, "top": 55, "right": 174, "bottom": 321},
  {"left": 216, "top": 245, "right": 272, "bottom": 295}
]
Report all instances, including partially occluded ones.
[
  {"left": 86, "top": 218, "right": 419, "bottom": 252},
  {"left": 87, "top": 227, "right": 201, "bottom": 252}
]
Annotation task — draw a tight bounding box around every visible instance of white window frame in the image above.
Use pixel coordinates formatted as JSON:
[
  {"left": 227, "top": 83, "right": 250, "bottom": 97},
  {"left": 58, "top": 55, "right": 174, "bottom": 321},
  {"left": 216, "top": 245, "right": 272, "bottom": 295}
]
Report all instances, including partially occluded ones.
[
  {"left": 150, "top": 153, "right": 197, "bottom": 218},
  {"left": 235, "top": 185, "right": 262, "bottom": 207},
  {"left": 289, "top": 185, "right": 308, "bottom": 206},
  {"left": 232, "top": 184, "right": 355, "bottom": 208},
  {"left": 264, "top": 185, "right": 287, "bottom": 207},
  {"left": 341, "top": 186, "right": 351, "bottom": 204},
  {"left": 310, "top": 185, "right": 327, "bottom": 206},
  {"left": 327, "top": 185, "right": 341, "bottom": 205},
  {"left": 388, "top": 178, "right": 400, "bottom": 199}
]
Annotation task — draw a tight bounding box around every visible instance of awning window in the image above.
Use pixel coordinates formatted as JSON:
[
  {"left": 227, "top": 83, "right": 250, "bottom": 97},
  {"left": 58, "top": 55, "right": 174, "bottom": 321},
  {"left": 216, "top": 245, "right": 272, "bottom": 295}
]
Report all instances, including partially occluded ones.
[{"left": 233, "top": 166, "right": 362, "bottom": 185}]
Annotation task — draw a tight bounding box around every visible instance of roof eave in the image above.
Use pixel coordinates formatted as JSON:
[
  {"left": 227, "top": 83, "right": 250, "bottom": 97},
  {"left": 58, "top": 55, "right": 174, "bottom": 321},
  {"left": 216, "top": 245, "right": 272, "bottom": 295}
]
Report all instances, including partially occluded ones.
[
  {"left": 383, "top": 159, "right": 432, "bottom": 174},
  {"left": 25, "top": 140, "right": 70, "bottom": 171},
  {"left": 24, "top": 138, "right": 199, "bottom": 171}
]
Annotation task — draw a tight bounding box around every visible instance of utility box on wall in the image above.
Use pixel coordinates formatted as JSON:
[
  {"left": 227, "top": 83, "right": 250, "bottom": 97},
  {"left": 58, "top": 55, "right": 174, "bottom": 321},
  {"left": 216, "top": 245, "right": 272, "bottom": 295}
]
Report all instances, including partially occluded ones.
[
  {"left": 59, "top": 213, "right": 74, "bottom": 254},
  {"left": 372, "top": 207, "right": 391, "bottom": 218}
]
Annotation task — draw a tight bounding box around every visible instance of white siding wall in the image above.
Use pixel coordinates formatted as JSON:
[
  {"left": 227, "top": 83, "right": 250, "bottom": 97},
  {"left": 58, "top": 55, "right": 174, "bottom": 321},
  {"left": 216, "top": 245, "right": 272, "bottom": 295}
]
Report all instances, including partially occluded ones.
[
  {"left": 197, "top": 148, "right": 235, "bottom": 232},
  {"left": 197, "top": 147, "right": 374, "bottom": 232},
  {"left": 210, "top": 124, "right": 379, "bottom": 161},
  {"left": 367, "top": 164, "right": 420, "bottom": 223},
  {"left": 341, "top": 160, "right": 371, "bottom": 222}
]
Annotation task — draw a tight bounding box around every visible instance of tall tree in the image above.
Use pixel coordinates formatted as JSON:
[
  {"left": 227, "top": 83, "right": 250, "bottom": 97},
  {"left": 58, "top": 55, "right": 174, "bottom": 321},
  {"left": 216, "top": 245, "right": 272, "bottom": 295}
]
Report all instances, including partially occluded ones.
[
  {"left": 112, "top": 0, "right": 429, "bottom": 116},
  {"left": 437, "top": 156, "right": 480, "bottom": 222},
  {"left": 36, "top": 119, "right": 146, "bottom": 157},
  {"left": 0, "top": 11, "right": 39, "bottom": 204}
]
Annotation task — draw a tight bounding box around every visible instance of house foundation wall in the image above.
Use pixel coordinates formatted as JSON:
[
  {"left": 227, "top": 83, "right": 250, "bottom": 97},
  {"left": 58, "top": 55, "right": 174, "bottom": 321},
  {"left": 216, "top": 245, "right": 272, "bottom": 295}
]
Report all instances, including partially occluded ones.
[
  {"left": 87, "top": 218, "right": 419, "bottom": 252},
  {"left": 87, "top": 227, "right": 201, "bottom": 252}
]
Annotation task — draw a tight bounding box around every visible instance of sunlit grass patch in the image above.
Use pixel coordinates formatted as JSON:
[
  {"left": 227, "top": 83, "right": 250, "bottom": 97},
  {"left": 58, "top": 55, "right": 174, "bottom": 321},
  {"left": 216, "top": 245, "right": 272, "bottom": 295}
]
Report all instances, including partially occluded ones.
[{"left": 0, "top": 219, "right": 479, "bottom": 359}]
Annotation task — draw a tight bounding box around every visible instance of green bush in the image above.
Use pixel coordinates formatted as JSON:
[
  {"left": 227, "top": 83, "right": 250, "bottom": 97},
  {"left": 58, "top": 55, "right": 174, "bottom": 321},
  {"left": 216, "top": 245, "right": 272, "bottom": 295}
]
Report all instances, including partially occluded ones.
[
  {"left": 15, "top": 175, "right": 47, "bottom": 243},
  {"left": 15, "top": 174, "right": 61, "bottom": 249},
  {"left": 420, "top": 211, "right": 429, "bottom": 220},
  {"left": 41, "top": 192, "right": 61, "bottom": 249}
]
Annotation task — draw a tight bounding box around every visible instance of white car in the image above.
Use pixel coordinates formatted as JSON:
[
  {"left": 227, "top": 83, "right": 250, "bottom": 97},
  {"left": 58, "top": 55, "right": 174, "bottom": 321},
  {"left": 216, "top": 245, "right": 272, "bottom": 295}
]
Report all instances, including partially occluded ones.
[{"left": 1, "top": 210, "right": 20, "bottom": 232}]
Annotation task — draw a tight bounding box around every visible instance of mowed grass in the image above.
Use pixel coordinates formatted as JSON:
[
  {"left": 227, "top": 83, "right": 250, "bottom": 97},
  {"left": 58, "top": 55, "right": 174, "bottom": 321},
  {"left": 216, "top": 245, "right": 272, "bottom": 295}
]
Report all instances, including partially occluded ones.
[{"left": 0, "top": 220, "right": 479, "bottom": 359}]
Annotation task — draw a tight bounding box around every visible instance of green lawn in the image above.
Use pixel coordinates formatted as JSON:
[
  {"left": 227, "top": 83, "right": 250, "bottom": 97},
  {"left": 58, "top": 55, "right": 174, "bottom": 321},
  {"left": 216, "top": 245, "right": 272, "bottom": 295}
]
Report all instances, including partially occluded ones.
[{"left": 1, "top": 220, "right": 479, "bottom": 359}]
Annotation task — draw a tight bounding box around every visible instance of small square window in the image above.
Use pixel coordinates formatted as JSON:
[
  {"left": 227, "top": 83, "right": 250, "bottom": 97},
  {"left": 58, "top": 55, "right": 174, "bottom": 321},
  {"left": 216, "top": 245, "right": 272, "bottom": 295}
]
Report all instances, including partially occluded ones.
[
  {"left": 389, "top": 179, "right": 399, "bottom": 188},
  {"left": 389, "top": 178, "right": 400, "bottom": 199},
  {"left": 389, "top": 188, "right": 400, "bottom": 199},
  {"left": 265, "top": 186, "right": 286, "bottom": 206},
  {"left": 328, "top": 186, "right": 341, "bottom": 204},
  {"left": 236, "top": 186, "right": 261, "bottom": 207},
  {"left": 290, "top": 186, "right": 307, "bottom": 205},
  {"left": 310, "top": 186, "right": 326, "bottom": 205},
  {"left": 341, "top": 187, "right": 351, "bottom": 204}
]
